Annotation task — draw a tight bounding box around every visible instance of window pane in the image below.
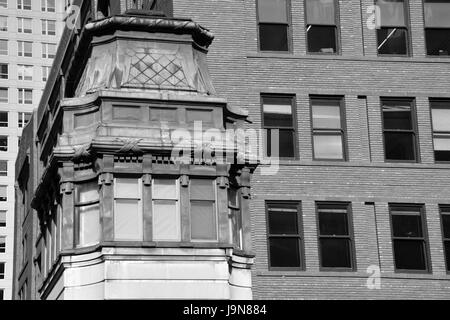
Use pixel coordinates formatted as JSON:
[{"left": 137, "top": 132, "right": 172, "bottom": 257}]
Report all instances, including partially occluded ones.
[
  {"left": 259, "top": 24, "right": 289, "bottom": 51},
  {"left": 425, "top": 1, "right": 450, "bottom": 28},
  {"left": 263, "top": 99, "right": 293, "bottom": 128},
  {"left": 269, "top": 238, "right": 301, "bottom": 268},
  {"left": 445, "top": 241, "right": 450, "bottom": 271},
  {"left": 115, "top": 178, "right": 139, "bottom": 198},
  {"left": 319, "top": 211, "right": 348, "bottom": 236},
  {"left": 432, "top": 108, "right": 450, "bottom": 132},
  {"left": 383, "top": 104, "right": 412, "bottom": 130},
  {"left": 392, "top": 214, "right": 423, "bottom": 238},
  {"left": 313, "top": 134, "right": 343, "bottom": 159},
  {"left": 307, "top": 25, "right": 337, "bottom": 53},
  {"left": 377, "top": 28, "right": 408, "bottom": 55},
  {"left": 76, "top": 181, "right": 99, "bottom": 204},
  {"left": 312, "top": 102, "right": 341, "bottom": 129},
  {"left": 153, "top": 200, "right": 180, "bottom": 241},
  {"left": 377, "top": 0, "right": 406, "bottom": 26},
  {"left": 425, "top": 29, "right": 450, "bottom": 56},
  {"left": 393, "top": 239, "right": 427, "bottom": 270},
  {"left": 115, "top": 199, "right": 142, "bottom": 240},
  {"left": 384, "top": 132, "right": 416, "bottom": 160},
  {"left": 190, "top": 179, "right": 215, "bottom": 200},
  {"left": 78, "top": 204, "right": 100, "bottom": 246},
  {"left": 320, "top": 238, "right": 352, "bottom": 268},
  {"left": 258, "top": 0, "right": 287, "bottom": 23},
  {"left": 153, "top": 179, "right": 177, "bottom": 199},
  {"left": 267, "top": 129, "right": 296, "bottom": 158},
  {"left": 268, "top": 207, "right": 298, "bottom": 235},
  {"left": 191, "top": 201, "right": 217, "bottom": 240},
  {"left": 306, "top": 0, "right": 336, "bottom": 25},
  {"left": 0, "top": 210, "right": 5, "bottom": 226},
  {"left": 434, "top": 137, "right": 450, "bottom": 151},
  {"left": 442, "top": 214, "right": 450, "bottom": 239}
]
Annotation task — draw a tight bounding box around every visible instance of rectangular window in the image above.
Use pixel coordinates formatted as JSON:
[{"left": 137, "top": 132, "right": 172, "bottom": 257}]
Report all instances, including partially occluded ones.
[
  {"left": 267, "top": 201, "right": 303, "bottom": 269},
  {"left": 41, "top": 19, "right": 56, "bottom": 36},
  {"left": 17, "top": 0, "right": 31, "bottom": 10},
  {"left": 18, "top": 112, "right": 31, "bottom": 128},
  {"left": 0, "top": 161, "right": 6, "bottom": 176},
  {"left": 18, "top": 65, "right": 33, "bottom": 81},
  {"left": 0, "top": 40, "right": 7, "bottom": 55},
  {"left": 42, "top": 43, "right": 56, "bottom": 59},
  {"left": 305, "top": 0, "right": 339, "bottom": 54},
  {"left": 424, "top": 0, "right": 450, "bottom": 55},
  {"left": 42, "top": 66, "right": 51, "bottom": 82},
  {"left": 382, "top": 98, "right": 418, "bottom": 161},
  {"left": 114, "top": 178, "right": 143, "bottom": 241},
  {"left": 317, "top": 202, "right": 355, "bottom": 270},
  {"left": 262, "top": 94, "right": 297, "bottom": 158},
  {"left": 0, "top": 0, "right": 7, "bottom": 8},
  {"left": 0, "top": 210, "right": 5, "bottom": 227},
  {"left": 0, "top": 185, "right": 7, "bottom": 200},
  {"left": 18, "top": 88, "right": 32, "bottom": 104},
  {"left": 0, "top": 16, "right": 7, "bottom": 32},
  {"left": 18, "top": 41, "right": 32, "bottom": 57},
  {"left": 430, "top": 100, "right": 450, "bottom": 162},
  {"left": 0, "top": 63, "right": 7, "bottom": 79},
  {"left": 0, "top": 236, "right": 5, "bottom": 253},
  {"left": 0, "top": 263, "right": 4, "bottom": 279},
  {"left": 0, "top": 137, "right": 7, "bottom": 152},
  {"left": 376, "top": 0, "right": 410, "bottom": 55},
  {"left": 152, "top": 179, "right": 180, "bottom": 241},
  {"left": 190, "top": 179, "right": 217, "bottom": 241},
  {"left": 440, "top": 206, "right": 450, "bottom": 272},
  {"left": 311, "top": 96, "right": 346, "bottom": 160},
  {"left": 0, "top": 88, "right": 7, "bottom": 103},
  {"left": 390, "top": 204, "right": 430, "bottom": 272},
  {"left": 17, "top": 17, "right": 32, "bottom": 34},
  {"left": 75, "top": 181, "right": 100, "bottom": 247},
  {"left": 257, "top": 0, "right": 290, "bottom": 52},
  {"left": 42, "top": 0, "right": 55, "bottom": 12}
]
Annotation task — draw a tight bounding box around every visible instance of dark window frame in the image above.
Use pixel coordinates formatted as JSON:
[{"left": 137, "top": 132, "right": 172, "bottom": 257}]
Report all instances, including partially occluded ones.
[
  {"left": 423, "top": 0, "right": 450, "bottom": 57},
  {"left": 256, "top": 0, "right": 292, "bottom": 53},
  {"left": 429, "top": 98, "right": 450, "bottom": 163},
  {"left": 389, "top": 203, "right": 431, "bottom": 273},
  {"left": 266, "top": 200, "right": 305, "bottom": 271},
  {"left": 304, "top": 0, "right": 341, "bottom": 55},
  {"left": 439, "top": 205, "right": 450, "bottom": 273},
  {"left": 310, "top": 95, "right": 348, "bottom": 161},
  {"left": 375, "top": 0, "right": 412, "bottom": 57},
  {"left": 381, "top": 97, "right": 419, "bottom": 163},
  {"left": 260, "top": 93, "right": 299, "bottom": 160},
  {"left": 316, "top": 201, "right": 356, "bottom": 271}
]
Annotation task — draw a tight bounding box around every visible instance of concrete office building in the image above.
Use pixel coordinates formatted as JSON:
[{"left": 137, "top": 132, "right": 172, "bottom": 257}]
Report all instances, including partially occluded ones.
[
  {"left": 0, "top": 0, "right": 65, "bottom": 300},
  {"left": 13, "top": 0, "right": 450, "bottom": 299}
]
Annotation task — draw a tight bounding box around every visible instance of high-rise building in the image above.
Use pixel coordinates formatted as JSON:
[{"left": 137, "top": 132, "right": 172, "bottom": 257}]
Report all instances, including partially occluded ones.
[
  {"left": 13, "top": 0, "right": 450, "bottom": 300},
  {"left": 0, "top": 0, "right": 65, "bottom": 300}
]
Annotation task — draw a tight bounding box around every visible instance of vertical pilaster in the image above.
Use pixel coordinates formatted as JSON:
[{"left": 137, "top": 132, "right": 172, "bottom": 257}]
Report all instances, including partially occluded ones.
[
  {"left": 101, "top": 155, "right": 114, "bottom": 242},
  {"left": 142, "top": 154, "right": 153, "bottom": 242},
  {"left": 180, "top": 164, "right": 190, "bottom": 243},
  {"left": 217, "top": 164, "right": 230, "bottom": 244},
  {"left": 59, "top": 163, "right": 74, "bottom": 250}
]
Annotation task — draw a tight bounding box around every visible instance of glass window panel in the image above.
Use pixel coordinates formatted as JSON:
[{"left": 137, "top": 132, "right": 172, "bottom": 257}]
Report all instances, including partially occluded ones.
[
  {"left": 153, "top": 200, "right": 180, "bottom": 241},
  {"left": 76, "top": 181, "right": 99, "bottom": 204},
  {"left": 115, "top": 178, "right": 139, "bottom": 199},
  {"left": 259, "top": 24, "right": 289, "bottom": 51},
  {"left": 442, "top": 214, "right": 450, "bottom": 238},
  {"left": 0, "top": 186, "right": 7, "bottom": 198},
  {"left": 425, "top": 29, "right": 450, "bottom": 56},
  {"left": 313, "top": 134, "right": 344, "bottom": 159},
  {"left": 425, "top": 1, "right": 450, "bottom": 28},
  {"left": 320, "top": 238, "right": 352, "bottom": 268},
  {"left": 393, "top": 240, "right": 427, "bottom": 270},
  {"left": 392, "top": 214, "right": 423, "bottom": 238},
  {"left": 384, "top": 132, "right": 416, "bottom": 160},
  {"left": 258, "top": 0, "right": 287, "bottom": 23},
  {"left": 269, "top": 238, "right": 301, "bottom": 268},
  {"left": 445, "top": 241, "right": 450, "bottom": 271},
  {"left": 191, "top": 201, "right": 217, "bottom": 240},
  {"left": 268, "top": 208, "right": 298, "bottom": 235},
  {"left": 78, "top": 204, "right": 100, "bottom": 246},
  {"left": 432, "top": 108, "right": 450, "bottom": 131},
  {"left": 307, "top": 25, "right": 337, "bottom": 53},
  {"left": 153, "top": 179, "right": 177, "bottom": 199},
  {"left": 264, "top": 104, "right": 293, "bottom": 127},
  {"left": 306, "top": 0, "right": 336, "bottom": 25},
  {"left": 434, "top": 137, "right": 450, "bottom": 151},
  {"left": 114, "top": 199, "right": 142, "bottom": 240},
  {"left": 383, "top": 106, "right": 412, "bottom": 130},
  {"left": 190, "top": 179, "right": 215, "bottom": 200},
  {"left": 377, "top": 0, "right": 406, "bottom": 26},
  {"left": 0, "top": 210, "right": 6, "bottom": 225},
  {"left": 435, "top": 149, "right": 450, "bottom": 162},
  {"left": 267, "top": 129, "right": 295, "bottom": 158},
  {"left": 312, "top": 102, "right": 341, "bottom": 129},
  {"left": 319, "top": 211, "right": 348, "bottom": 236},
  {"left": 377, "top": 28, "right": 408, "bottom": 55}
]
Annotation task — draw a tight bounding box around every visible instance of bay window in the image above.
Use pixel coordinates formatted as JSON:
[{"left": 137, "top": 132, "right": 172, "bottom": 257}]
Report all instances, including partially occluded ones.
[
  {"left": 190, "top": 179, "right": 217, "bottom": 241},
  {"left": 114, "top": 178, "right": 143, "bottom": 241},
  {"left": 152, "top": 178, "right": 180, "bottom": 241}
]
